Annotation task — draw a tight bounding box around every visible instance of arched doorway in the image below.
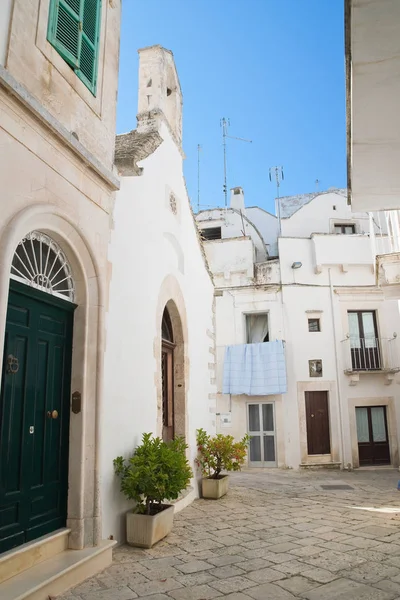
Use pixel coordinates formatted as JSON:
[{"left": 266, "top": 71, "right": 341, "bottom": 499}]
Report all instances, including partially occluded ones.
[
  {"left": 161, "top": 308, "right": 175, "bottom": 442},
  {"left": 0, "top": 231, "right": 75, "bottom": 552}
]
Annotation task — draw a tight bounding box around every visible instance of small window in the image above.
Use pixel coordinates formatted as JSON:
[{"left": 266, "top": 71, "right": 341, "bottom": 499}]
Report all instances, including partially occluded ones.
[
  {"left": 309, "top": 359, "right": 323, "bottom": 377},
  {"left": 201, "top": 227, "right": 222, "bottom": 241},
  {"left": 334, "top": 223, "right": 355, "bottom": 234},
  {"left": 308, "top": 318, "right": 320, "bottom": 332},
  {"left": 47, "top": 0, "right": 102, "bottom": 96},
  {"left": 246, "top": 314, "right": 269, "bottom": 343}
]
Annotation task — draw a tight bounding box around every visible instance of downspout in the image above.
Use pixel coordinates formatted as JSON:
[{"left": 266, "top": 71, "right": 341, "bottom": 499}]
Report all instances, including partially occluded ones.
[{"left": 328, "top": 268, "right": 345, "bottom": 468}]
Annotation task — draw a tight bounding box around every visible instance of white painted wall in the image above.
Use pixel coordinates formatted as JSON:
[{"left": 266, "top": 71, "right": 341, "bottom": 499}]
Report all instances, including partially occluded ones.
[
  {"left": 202, "top": 186, "right": 400, "bottom": 470},
  {"left": 246, "top": 207, "right": 279, "bottom": 257},
  {"left": 102, "top": 118, "right": 216, "bottom": 543},
  {"left": 0, "top": 0, "right": 13, "bottom": 65},
  {"left": 281, "top": 191, "right": 369, "bottom": 238},
  {"left": 348, "top": 0, "right": 400, "bottom": 212}
]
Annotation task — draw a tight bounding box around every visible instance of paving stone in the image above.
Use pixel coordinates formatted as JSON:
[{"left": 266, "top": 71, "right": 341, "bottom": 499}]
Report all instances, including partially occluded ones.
[
  {"left": 274, "top": 560, "right": 312, "bottom": 576},
  {"left": 69, "top": 579, "right": 104, "bottom": 595},
  {"left": 238, "top": 558, "right": 274, "bottom": 573},
  {"left": 246, "top": 582, "right": 297, "bottom": 599},
  {"left": 340, "top": 560, "right": 400, "bottom": 583},
  {"left": 240, "top": 539, "right": 270, "bottom": 550},
  {"left": 97, "top": 573, "right": 149, "bottom": 588},
  {"left": 175, "top": 560, "right": 213, "bottom": 574},
  {"left": 129, "top": 578, "right": 182, "bottom": 597},
  {"left": 289, "top": 545, "right": 322, "bottom": 558},
  {"left": 357, "top": 526, "right": 399, "bottom": 537},
  {"left": 374, "top": 543, "right": 400, "bottom": 556},
  {"left": 266, "top": 542, "right": 299, "bottom": 553},
  {"left": 300, "top": 549, "right": 366, "bottom": 572},
  {"left": 210, "top": 575, "right": 257, "bottom": 594},
  {"left": 175, "top": 571, "right": 217, "bottom": 587},
  {"left": 374, "top": 581, "right": 400, "bottom": 595},
  {"left": 208, "top": 565, "right": 246, "bottom": 579},
  {"left": 276, "top": 575, "right": 320, "bottom": 594},
  {"left": 79, "top": 587, "right": 138, "bottom": 600},
  {"left": 214, "top": 594, "right": 253, "bottom": 600},
  {"left": 245, "top": 567, "right": 286, "bottom": 584},
  {"left": 168, "top": 583, "right": 221, "bottom": 599},
  {"left": 301, "top": 577, "right": 396, "bottom": 600},
  {"left": 138, "top": 556, "right": 183, "bottom": 569},
  {"left": 299, "top": 567, "right": 339, "bottom": 584},
  {"left": 208, "top": 554, "right": 246, "bottom": 567}
]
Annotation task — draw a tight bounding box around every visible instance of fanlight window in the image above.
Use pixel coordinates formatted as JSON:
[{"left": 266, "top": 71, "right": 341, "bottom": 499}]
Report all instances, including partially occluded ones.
[{"left": 11, "top": 231, "right": 75, "bottom": 302}]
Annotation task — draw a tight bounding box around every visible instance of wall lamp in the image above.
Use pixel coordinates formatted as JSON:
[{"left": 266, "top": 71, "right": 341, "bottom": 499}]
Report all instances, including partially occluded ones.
[{"left": 291, "top": 262, "right": 302, "bottom": 269}]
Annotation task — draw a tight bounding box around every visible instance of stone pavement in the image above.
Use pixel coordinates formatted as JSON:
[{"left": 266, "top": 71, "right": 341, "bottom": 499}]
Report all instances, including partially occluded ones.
[{"left": 61, "top": 468, "right": 400, "bottom": 599}]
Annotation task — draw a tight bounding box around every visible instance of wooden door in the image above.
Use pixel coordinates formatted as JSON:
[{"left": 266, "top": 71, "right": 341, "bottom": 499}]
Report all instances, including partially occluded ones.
[
  {"left": 0, "top": 282, "right": 73, "bottom": 553},
  {"left": 356, "top": 406, "right": 390, "bottom": 466},
  {"left": 305, "top": 391, "right": 331, "bottom": 455},
  {"left": 161, "top": 342, "right": 174, "bottom": 443}
]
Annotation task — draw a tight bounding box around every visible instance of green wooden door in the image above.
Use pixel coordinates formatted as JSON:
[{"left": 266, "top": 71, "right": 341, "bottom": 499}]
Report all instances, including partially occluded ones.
[{"left": 0, "top": 281, "right": 74, "bottom": 553}]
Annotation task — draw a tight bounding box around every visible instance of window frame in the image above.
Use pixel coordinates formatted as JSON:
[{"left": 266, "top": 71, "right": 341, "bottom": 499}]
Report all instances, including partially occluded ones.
[
  {"left": 334, "top": 223, "right": 356, "bottom": 235},
  {"left": 200, "top": 227, "right": 222, "bottom": 241},
  {"left": 47, "top": 0, "right": 102, "bottom": 96},
  {"left": 245, "top": 312, "right": 269, "bottom": 344},
  {"left": 308, "top": 318, "right": 321, "bottom": 333}
]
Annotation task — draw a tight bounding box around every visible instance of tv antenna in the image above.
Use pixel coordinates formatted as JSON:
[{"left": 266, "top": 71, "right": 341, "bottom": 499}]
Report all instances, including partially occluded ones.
[
  {"left": 269, "top": 166, "right": 284, "bottom": 236},
  {"left": 220, "top": 118, "right": 252, "bottom": 207},
  {"left": 315, "top": 178, "right": 320, "bottom": 191},
  {"left": 197, "top": 144, "right": 202, "bottom": 213}
]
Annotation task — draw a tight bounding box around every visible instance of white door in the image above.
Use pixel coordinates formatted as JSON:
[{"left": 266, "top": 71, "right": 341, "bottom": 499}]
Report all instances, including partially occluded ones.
[{"left": 247, "top": 403, "right": 277, "bottom": 467}]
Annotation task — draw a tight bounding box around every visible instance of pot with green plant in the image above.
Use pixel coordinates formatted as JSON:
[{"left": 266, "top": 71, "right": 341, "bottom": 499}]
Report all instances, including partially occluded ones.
[
  {"left": 113, "top": 433, "right": 192, "bottom": 548},
  {"left": 195, "top": 428, "right": 249, "bottom": 499}
]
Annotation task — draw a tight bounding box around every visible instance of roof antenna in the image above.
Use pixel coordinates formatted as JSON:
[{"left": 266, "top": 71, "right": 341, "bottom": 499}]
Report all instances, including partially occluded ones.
[
  {"left": 269, "top": 166, "right": 284, "bottom": 236},
  {"left": 197, "top": 144, "right": 202, "bottom": 213},
  {"left": 315, "top": 178, "right": 320, "bottom": 191},
  {"left": 220, "top": 118, "right": 252, "bottom": 208}
]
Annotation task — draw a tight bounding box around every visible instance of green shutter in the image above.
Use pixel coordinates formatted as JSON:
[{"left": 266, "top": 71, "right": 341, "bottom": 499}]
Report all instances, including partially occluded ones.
[{"left": 47, "top": 0, "right": 101, "bottom": 96}]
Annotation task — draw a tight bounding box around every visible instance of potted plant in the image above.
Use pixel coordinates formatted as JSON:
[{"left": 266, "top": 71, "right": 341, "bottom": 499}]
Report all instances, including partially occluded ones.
[
  {"left": 195, "top": 428, "right": 249, "bottom": 499},
  {"left": 113, "top": 433, "right": 192, "bottom": 548}
]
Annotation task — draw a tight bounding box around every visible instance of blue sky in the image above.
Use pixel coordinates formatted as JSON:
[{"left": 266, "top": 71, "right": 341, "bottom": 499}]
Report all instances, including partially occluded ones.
[{"left": 117, "top": 1, "right": 346, "bottom": 214}]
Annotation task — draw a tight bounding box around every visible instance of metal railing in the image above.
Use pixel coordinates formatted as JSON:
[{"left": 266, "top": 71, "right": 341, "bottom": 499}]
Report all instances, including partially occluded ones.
[{"left": 341, "top": 336, "right": 399, "bottom": 372}]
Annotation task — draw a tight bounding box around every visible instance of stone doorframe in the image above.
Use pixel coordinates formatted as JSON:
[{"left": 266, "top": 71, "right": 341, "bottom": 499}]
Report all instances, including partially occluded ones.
[
  {"left": 0, "top": 205, "right": 103, "bottom": 550},
  {"left": 348, "top": 396, "right": 399, "bottom": 468}
]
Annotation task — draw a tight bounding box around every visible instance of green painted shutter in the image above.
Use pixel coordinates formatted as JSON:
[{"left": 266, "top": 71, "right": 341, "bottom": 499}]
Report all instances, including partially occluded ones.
[
  {"left": 47, "top": 0, "right": 101, "bottom": 96},
  {"left": 47, "top": 0, "right": 81, "bottom": 69},
  {"left": 76, "top": 0, "right": 101, "bottom": 93}
]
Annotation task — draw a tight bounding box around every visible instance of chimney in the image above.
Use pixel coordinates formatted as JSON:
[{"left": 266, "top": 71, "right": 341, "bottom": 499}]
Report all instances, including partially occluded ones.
[{"left": 230, "top": 187, "right": 245, "bottom": 212}]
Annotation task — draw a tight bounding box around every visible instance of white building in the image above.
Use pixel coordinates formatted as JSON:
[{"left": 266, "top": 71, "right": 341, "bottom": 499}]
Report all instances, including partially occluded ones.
[
  {"left": 197, "top": 188, "right": 400, "bottom": 470},
  {"left": 102, "top": 46, "right": 216, "bottom": 544},
  {"left": 346, "top": 0, "right": 400, "bottom": 297}
]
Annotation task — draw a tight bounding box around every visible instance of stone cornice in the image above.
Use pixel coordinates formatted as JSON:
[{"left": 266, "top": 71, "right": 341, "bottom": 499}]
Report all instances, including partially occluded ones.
[{"left": 114, "top": 128, "right": 163, "bottom": 176}]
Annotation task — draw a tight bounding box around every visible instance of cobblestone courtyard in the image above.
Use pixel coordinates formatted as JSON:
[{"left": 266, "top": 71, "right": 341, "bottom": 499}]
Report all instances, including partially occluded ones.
[{"left": 62, "top": 469, "right": 400, "bottom": 600}]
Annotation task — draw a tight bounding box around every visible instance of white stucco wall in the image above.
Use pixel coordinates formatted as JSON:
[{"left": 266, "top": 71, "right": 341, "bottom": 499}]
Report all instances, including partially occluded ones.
[
  {"left": 280, "top": 192, "right": 369, "bottom": 238},
  {"left": 348, "top": 0, "right": 400, "bottom": 212},
  {"left": 102, "top": 120, "right": 216, "bottom": 543},
  {"left": 246, "top": 207, "right": 279, "bottom": 257}
]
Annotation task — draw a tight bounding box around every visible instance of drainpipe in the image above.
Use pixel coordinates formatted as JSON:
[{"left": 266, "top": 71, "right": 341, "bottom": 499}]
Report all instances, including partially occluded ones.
[{"left": 328, "top": 268, "right": 346, "bottom": 468}]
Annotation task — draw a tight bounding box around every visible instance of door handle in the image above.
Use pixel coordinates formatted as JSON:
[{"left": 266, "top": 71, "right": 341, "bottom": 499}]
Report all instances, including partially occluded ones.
[{"left": 47, "top": 410, "right": 59, "bottom": 419}]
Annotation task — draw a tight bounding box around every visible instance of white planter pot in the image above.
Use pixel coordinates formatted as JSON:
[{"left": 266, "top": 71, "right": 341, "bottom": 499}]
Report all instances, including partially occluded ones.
[
  {"left": 202, "top": 475, "right": 229, "bottom": 499},
  {"left": 126, "top": 504, "right": 174, "bottom": 548}
]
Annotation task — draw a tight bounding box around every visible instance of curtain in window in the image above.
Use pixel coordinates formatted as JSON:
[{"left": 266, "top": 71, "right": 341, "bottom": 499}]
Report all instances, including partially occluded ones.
[
  {"left": 371, "top": 407, "right": 387, "bottom": 442},
  {"left": 362, "top": 312, "right": 377, "bottom": 348},
  {"left": 356, "top": 407, "right": 369, "bottom": 443},
  {"left": 247, "top": 314, "right": 269, "bottom": 343},
  {"left": 348, "top": 313, "right": 361, "bottom": 349}
]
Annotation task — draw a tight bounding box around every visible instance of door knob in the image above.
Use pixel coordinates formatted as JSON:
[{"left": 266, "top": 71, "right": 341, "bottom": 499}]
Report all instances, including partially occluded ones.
[{"left": 47, "top": 410, "right": 59, "bottom": 419}]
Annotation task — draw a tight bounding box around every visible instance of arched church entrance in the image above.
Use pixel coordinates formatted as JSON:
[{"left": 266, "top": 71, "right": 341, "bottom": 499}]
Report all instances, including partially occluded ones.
[{"left": 0, "top": 231, "right": 75, "bottom": 552}]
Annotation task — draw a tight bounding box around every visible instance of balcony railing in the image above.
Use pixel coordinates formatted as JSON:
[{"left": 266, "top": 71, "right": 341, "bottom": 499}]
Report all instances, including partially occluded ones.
[{"left": 342, "top": 336, "right": 399, "bottom": 373}]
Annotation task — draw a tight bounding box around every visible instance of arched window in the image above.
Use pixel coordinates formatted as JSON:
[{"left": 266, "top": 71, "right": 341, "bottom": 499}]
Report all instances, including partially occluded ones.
[
  {"left": 161, "top": 308, "right": 175, "bottom": 442},
  {"left": 10, "top": 231, "right": 75, "bottom": 302}
]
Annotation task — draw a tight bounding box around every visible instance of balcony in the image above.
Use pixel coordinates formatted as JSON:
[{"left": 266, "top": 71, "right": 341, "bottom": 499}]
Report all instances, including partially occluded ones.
[{"left": 342, "top": 336, "right": 400, "bottom": 385}]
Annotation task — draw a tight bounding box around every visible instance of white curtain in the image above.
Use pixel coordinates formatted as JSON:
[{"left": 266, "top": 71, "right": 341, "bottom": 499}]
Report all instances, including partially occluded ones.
[
  {"left": 247, "top": 314, "right": 269, "bottom": 343},
  {"left": 348, "top": 313, "right": 361, "bottom": 349},
  {"left": 356, "top": 407, "right": 369, "bottom": 443},
  {"left": 371, "top": 407, "right": 387, "bottom": 442},
  {"left": 362, "top": 312, "right": 377, "bottom": 349}
]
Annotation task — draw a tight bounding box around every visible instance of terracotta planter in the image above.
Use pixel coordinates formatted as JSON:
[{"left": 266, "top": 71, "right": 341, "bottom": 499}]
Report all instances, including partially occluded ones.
[
  {"left": 126, "top": 504, "right": 174, "bottom": 548},
  {"left": 202, "top": 475, "right": 229, "bottom": 499}
]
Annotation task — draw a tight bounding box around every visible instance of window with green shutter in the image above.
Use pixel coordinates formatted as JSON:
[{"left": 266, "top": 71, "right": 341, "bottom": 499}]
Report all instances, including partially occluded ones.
[{"left": 47, "top": 0, "right": 101, "bottom": 96}]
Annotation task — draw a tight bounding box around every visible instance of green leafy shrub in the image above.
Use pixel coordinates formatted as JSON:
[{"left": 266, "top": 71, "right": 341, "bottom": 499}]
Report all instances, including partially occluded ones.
[
  {"left": 195, "top": 428, "right": 250, "bottom": 479},
  {"left": 113, "top": 433, "right": 193, "bottom": 515}
]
